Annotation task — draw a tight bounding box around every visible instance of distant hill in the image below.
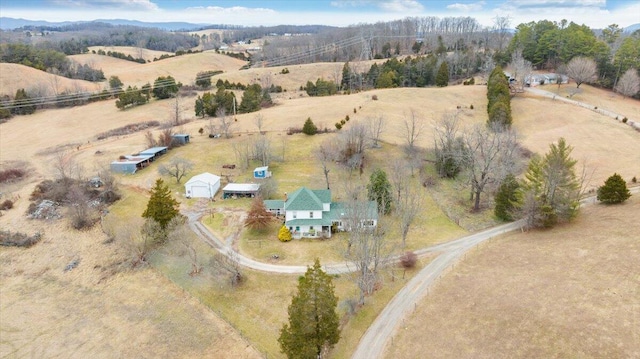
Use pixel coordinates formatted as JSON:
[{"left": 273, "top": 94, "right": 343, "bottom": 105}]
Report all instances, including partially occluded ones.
[
  {"left": 0, "top": 17, "right": 208, "bottom": 31},
  {"left": 623, "top": 23, "right": 640, "bottom": 33}
]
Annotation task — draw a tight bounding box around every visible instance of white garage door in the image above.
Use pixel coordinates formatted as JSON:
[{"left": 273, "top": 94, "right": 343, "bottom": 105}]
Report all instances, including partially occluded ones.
[{"left": 190, "top": 185, "right": 210, "bottom": 198}]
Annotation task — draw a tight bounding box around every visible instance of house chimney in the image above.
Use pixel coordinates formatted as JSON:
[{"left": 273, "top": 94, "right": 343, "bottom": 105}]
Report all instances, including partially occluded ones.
[{"left": 284, "top": 192, "right": 288, "bottom": 201}]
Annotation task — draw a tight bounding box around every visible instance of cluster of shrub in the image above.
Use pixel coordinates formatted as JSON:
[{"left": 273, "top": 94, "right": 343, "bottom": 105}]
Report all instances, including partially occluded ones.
[
  {"left": 114, "top": 75, "right": 181, "bottom": 110},
  {"left": 93, "top": 49, "right": 146, "bottom": 63},
  {"left": 195, "top": 82, "right": 274, "bottom": 117},
  {"left": 153, "top": 49, "right": 202, "bottom": 62},
  {"left": 215, "top": 50, "right": 249, "bottom": 61},
  {"left": 486, "top": 65, "right": 512, "bottom": 128}
]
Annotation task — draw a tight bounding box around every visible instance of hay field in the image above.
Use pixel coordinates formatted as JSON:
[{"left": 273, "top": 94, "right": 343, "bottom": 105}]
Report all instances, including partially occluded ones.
[
  {"left": 87, "top": 45, "right": 174, "bottom": 61},
  {"left": 70, "top": 50, "right": 247, "bottom": 87},
  {"left": 0, "top": 63, "right": 103, "bottom": 97},
  {"left": 512, "top": 86, "right": 640, "bottom": 188},
  {"left": 0, "top": 220, "right": 261, "bottom": 359},
  {"left": 384, "top": 195, "right": 640, "bottom": 359}
]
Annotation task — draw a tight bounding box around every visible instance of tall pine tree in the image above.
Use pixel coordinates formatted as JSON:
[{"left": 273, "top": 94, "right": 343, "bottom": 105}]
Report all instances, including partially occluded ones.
[
  {"left": 142, "top": 178, "right": 179, "bottom": 229},
  {"left": 367, "top": 168, "right": 392, "bottom": 214},
  {"left": 435, "top": 61, "right": 449, "bottom": 87},
  {"left": 279, "top": 259, "right": 340, "bottom": 359}
]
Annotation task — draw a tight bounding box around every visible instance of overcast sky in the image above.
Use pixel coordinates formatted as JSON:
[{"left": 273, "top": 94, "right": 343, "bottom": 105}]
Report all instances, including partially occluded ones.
[{"left": 0, "top": 0, "right": 638, "bottom": 29}]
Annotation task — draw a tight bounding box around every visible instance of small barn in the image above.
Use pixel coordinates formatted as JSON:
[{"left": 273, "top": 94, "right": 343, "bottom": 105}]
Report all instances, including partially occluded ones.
[
  {"left": 222, "top": 183, "right": 261, "bottom": 199},
  {"left": 172, "top": 134, "right": 190, "bottom": 145},
  {"left": 253, "top": 166, "right": 272, "bottom": 179},
  {"left": 110, "top": 155, "right": 153, "bottom": 174},
  {"left": 139, "top": 146, "right": 168, "bottom": 161},
  {"left": 185, "top": 172, "right": 221, "bottom": 199}
]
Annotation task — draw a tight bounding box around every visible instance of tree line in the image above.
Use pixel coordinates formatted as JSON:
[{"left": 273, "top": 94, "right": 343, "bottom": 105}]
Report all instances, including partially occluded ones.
[
  {"left": 0, "top": 43, "right": 105, "bottom": 81},
  {"left": 508, "top": 20, "right": 640, "bottom": 91},
  {"left": 3, "top": 22, "right": 199, "bottom": 54}
]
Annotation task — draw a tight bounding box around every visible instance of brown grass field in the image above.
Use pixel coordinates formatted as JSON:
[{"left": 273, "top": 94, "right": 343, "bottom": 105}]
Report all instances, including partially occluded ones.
[
  {"left": 1, "top": 48, "right": 639, "bottom": 358},
  {"left": 384, "top": 195, "right": 640, "bottom": 359}
]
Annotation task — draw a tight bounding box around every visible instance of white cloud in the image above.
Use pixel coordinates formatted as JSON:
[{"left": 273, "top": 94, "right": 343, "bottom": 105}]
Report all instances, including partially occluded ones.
[
  {"left": 446, "top": 1, "right": 486, "bottom": 12},
  {"left": 378, "top": 0, "right": 424, "bottom": 12},
  {"left": 501, "top": 0, "right": 605, "bottom": 10},
  {"left": 330, "top": 0, "right": 424, "bottom": 12},
  {"left": 50, "top": 0, "right": 159, "bottom": 11}
]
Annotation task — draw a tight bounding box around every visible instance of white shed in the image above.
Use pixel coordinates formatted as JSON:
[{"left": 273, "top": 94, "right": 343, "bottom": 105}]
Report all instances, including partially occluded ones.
[{"left": 185, "top": 172, "right": 221, "bottom": 199}]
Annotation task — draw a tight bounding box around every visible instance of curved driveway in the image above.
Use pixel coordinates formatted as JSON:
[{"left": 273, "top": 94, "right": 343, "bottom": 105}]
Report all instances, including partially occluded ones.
[{"left": 186, "top": 188, "right": 639, "bottom": 359}]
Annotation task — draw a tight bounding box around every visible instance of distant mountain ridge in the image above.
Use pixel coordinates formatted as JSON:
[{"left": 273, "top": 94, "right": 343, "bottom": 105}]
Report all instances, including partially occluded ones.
[
  {"left": 0, "top": 17, "right": 210, "bottom": 31},
  {"left": 623, "top": 23, "right": 640, "bottom": 33}
]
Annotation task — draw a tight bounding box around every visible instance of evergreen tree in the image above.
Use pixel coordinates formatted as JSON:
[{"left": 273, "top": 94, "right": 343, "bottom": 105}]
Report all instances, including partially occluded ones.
[
  {"left": 142, "top": 178, "right": 180, "bottom": 230},
  {"left": 435, "top": 61, "right": 449, "bottom": 87},
  {"left": 302, "top": 117, "right": 318, "bottom": 135},
  {"left": 341, "top": 61, "right": 351, "bottom": 90},
  {"left": 152, "top": 75, "right": 179, "bottom": 99},
  {"left": 239, "top": 84, "right": 262, "bottom": 113},
  {"left": 278, "top": 225, "right": 293, "bottom": 242},
  {"left": 278, "top": 259, "right": 340, "bottom": 359},
  {"left": 519, "top": 138, "right": 581, "bottom": 228},
  {"left": 12, "top": 89, "right": 36, "bottom": 115},
  {"left": 597, "top": 173, "right": 631, "bottom": 204},
  {"left": 367, "top": 168, "right": 392, "bottom": 214},
  {"left": 494, "top": 173, "right": 520, "bottom": 221},
  {"left": 244, "top": 196, "right": 274, "bottom": 230}
]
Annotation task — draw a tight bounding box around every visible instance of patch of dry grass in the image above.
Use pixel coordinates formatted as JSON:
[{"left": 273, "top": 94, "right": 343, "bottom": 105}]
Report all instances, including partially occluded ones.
[
  {"left": 385, "top": 195, "right": 640, "bottom": 359},
  {"left": 0, "top": 218, "right": 260, "bottom": 359}
]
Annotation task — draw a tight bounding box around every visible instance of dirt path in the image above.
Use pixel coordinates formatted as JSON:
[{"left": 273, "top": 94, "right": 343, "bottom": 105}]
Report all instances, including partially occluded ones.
[
  {"left": 351, "top": 186, "right": 640, "bottom": 359},
  {"left": 524, "top": 87, "right": 640, "bottom": 130}
]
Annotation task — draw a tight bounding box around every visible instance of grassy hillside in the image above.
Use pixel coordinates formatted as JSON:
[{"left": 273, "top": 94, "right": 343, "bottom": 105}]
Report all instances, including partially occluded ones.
[{"left": 385, "top": 194, "right": 640, "bottom": 359}]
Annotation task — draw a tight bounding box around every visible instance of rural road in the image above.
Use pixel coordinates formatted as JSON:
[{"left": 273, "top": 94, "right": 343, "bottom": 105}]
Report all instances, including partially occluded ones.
[{"left": 185, "top": 187, "right": 639, "bottom": 359}]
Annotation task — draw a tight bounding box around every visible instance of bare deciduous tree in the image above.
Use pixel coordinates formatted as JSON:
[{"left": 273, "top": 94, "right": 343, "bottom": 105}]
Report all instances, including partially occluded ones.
[
  {"left": 402, "top": 109, "right": 423, "bottom": 155},
  {"left": 335, "top": 122, "right": 368, "bottom": 175},
  {"left": 258, "top": 177, "right": 279, "bottom": 199},
  {"left": 395, "top": 181, "right": 422, "bottom": 248},
  {"left": 53, "top": 151, "right": 83, "bottom": 182},
  {"left": 340, "top": 182, "right": 392, "bottom": 305},
  {"left": 210, "top": 250, "right": 243, "bottom": 286},
  {"left": 254, "top": 113, "right": 265, "bottom": 134},
  {"left": 464, "top": 124, "right": 518, "bottom": 211},
  {"left": 368, "top": 115, "right": 386, "bottom": 148},
  {"left": 252, "top": 135, "right": 271, "bottom": 166},
  {"left": 566, "top": 56, "right": 597, "bottom": 88},
  {"left": 509, "top": 49, "right": 533, "bottom": 93},
  {"left": 316, "top": 141, "right": 334, "bottom": 189},
  {"left": 433, "top": 111, "right": 466, "bottom": 179},
  {"left": 493, "top": 15, "right": 511, "bottom": 52},
  {"left": 389, "top": 160, "right": 409, "bottom": 204},
  {"left": 232, "top": 140, "right": 250, "bottom": 170},
  {"left": 171, "top": 96, "right": 182, "bottom": 126},
  {"left": 158, "top": 156, "right": 194, "bottom": 184},
  {"left": 67, "top": 184, "right": 94, "bottom": 230},
  {"left": 615, "top": 68, "right": 640, "bottom": 98},
  {"left": 145, "top": 130, "right": 158, "bottom": 148},
  {"left": 217, "top": 108, "right": 234, "bottom": 139},
  {"left": 169, "top": 221, "right": 202, "bottom": 275}
]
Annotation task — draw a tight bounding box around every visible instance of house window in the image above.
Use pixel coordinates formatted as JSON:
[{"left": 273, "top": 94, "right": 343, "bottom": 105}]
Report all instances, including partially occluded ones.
[
  {"left": 310, "top": 226, "right": 314, "bottom": 230},
  {"left": 310, "top": 212, "right": 314, "bottom": 218},
  {"left": 295, "top": 226, "right": 300, "bottom": 232},
  {"left": 293, "top": 212, "right": 297, "bottom": 219}
]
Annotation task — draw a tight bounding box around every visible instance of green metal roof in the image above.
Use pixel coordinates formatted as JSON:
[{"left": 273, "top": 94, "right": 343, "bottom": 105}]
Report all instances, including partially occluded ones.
[
  {"left": 285, "top": 187, "right": 326, "bottom": 211},
  {"left": 325, "top": 201, "right": 378, "bottom": 221},
  {"left": 264, "top": 200, "right": 284, "bottom": 210},
  {"left": 286, "top": 218, "right": 332, "bottom": 226}
]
